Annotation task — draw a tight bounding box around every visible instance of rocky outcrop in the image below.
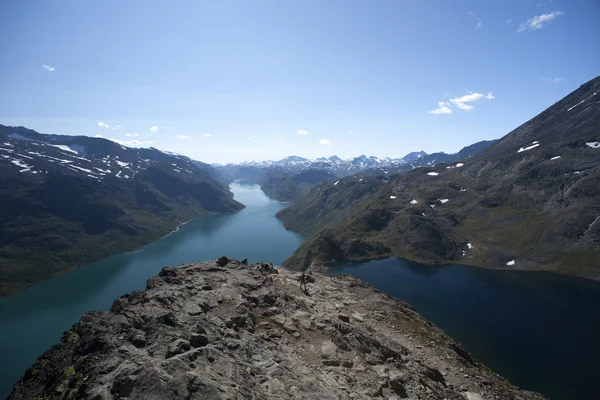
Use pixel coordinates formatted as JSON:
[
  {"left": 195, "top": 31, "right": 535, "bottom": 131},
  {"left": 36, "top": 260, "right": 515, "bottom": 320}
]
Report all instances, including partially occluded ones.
[{"left": 8, "top": 259, "right": 546, "bottom": 399}]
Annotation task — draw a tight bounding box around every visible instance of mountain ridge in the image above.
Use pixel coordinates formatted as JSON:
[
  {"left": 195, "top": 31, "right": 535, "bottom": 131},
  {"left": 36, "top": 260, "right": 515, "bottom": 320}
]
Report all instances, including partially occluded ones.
[
  {"left": 0, "top": 125, "right": 243, "bottom": 297},
  {"left": 216, "top": 139, "right": 498, "bottom": 179},
  {"left": 277, "top": 76, "right": 600, "bottom": 278}
]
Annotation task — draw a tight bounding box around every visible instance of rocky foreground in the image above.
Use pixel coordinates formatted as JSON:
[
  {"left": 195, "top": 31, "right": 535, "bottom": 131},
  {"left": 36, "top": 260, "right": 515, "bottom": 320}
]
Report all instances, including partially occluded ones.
[{"left": 9, "top": 258, "right": 546, "bottom": 399}]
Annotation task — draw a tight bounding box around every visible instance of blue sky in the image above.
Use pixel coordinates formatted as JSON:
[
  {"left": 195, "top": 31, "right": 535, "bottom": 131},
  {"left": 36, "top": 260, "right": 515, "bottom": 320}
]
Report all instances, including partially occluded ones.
[{"left": 0, "top": 0, "right": 598, "bottom": 163}]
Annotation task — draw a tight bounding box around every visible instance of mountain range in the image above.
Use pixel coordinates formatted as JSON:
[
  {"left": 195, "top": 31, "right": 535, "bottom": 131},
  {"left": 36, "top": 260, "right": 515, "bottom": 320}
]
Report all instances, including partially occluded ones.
[
  {"left": 216, "top": 140, "right": 497, "bottom": 202},
  {"left": 217, "top": 140, "right": 497, "bottom": 180},
  {"left": 277, "top": 76, "right": 600, "bottom": 278},
  {"left": 0, "top": 125, "right": 243, "bottom": 297}
]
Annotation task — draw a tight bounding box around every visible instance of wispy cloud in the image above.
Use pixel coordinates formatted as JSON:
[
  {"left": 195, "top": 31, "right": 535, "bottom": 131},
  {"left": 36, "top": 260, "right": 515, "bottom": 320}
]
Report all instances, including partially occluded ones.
[
  {"left": 297, "top": 129, "right": 309, "bottom": 135},
  {"left": 42, "top": 65, "right": 55, "bottom": 72},
  {"left": 319, "top": 139, "right": 332, "bottom": 145},
  {"left": 176, "top": 135, "right": 192, "bottom": 139},
  {"left": 201, "top": 133, "right": 212, "bottom": 138},
  {"left": 449, "top": 92, "right": 495, "bottom": 111},
  {"left": 125, "top": 133, "right": 139, "bottom": 137},
  {"left": 97, "top": 122, "right": 110, "bottom": 128},
  {"left": 150, "top": 126, "right": 159, "bottom": 133},
  {"left": 477, "top": 21, "right": 483, "bottom": 29},
  {"left": 247, "top": 134, "right": 257, "bottom": 140},
  {"left": 542, "top": 77, "right": 562, "bottom": 84},
  {"left": 466, "top": 11, "right": 475, "bottom": 16},
  {"left": 115, "top": 125, "right": 122, "bottom": 129},
  {"left": 429, "top": 102, "right": 453, "bottom": 115},
  {"left": 505, "top": 18, "right": 512, "bottom": 24},
  {"left": 348, "top": 131, "right": 355, "bottom": 135},
  {"left": 518, "top": 11, "right": 563, "bottom": 32}
]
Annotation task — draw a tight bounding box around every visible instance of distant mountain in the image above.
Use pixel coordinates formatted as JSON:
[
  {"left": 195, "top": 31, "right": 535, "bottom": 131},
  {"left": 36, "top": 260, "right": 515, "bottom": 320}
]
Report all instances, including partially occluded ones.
[
  {"left": 216, "top": 141, "right": 498, "bottom": 182},
  {"left": 260, "top": 169, "right": 337, "bottom": 203},
  {"left": 0, "top": 125, "right": 243, "bottom": 297},
  {"left": 277, "top": 76, "right": 600, "bottom": 278}
]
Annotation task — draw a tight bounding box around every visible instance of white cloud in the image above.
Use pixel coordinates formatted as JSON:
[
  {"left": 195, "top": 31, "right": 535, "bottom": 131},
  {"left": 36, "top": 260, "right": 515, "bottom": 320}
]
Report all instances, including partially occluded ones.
[
  {"left": 97, "top": 122, "right": 110, "bottom": 128},
  {"left": 518, "top": 11, "right": 563, "bottom": 32},
  {"left": 348, "top": 131, "right": 355, "bottom": 135},
  {"left": 477, "top": 21, "right": 483, "bottom": 28},
  {"left": 176, "top": 135, "right": 192, "bottom": 139},
  {"left": 318, "top": 139, "right": 332, "bottom": 145},
  {"left": 115, "top": 125, "right": 122, "bottom": 129},
  {"left": 297, "top": 129, "right": 309, "bottom": 135},
  {"left": 247, "top": 134, "right": 257, "bottom": 140},
  {"left": 542, "top": 77, "right": 562, "bottom": 84},
  {"left": 449, "top": 92, "right": 494, "bottom": 111},
  {"left": 150, "top": 126, "right": 159, "bottom": 133},
  {"left": 125, "top": 133, "right": 139, "bottom": 137},
  {"left": 42, "top": 65, "right": 55, "bottom": 72},
  {"left": 466, "top": 11, "right": 475, "bottom": 16},
  {"left": 506, "top": 18, "right": 512, "bottom": 24},
  {"left": 429, "top": 102, "right": 453, "bottom": 115},
  {"left": 201, "top": 133, "right": 212, "bottom": 138},
  {"left": 162, "top": 126, "right": 171, "bottom": 130},
  {"left": 95, "top": 134, "right": 104, "bottom": 138},
  {"left": 146, "top": 133, "right": 153, "bottom": 137}
]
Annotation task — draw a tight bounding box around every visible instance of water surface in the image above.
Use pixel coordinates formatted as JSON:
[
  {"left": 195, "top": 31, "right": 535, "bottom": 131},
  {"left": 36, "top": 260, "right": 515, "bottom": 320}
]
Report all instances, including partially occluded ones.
[
  {"left": 2, "top": 183, "right": 599, "bottom": 400},
  {"left": 0, "top": 182, "right": 302, "bottom": 397},
  {"left": 329, "top": 258, "right": 600, "bottom": 400}
]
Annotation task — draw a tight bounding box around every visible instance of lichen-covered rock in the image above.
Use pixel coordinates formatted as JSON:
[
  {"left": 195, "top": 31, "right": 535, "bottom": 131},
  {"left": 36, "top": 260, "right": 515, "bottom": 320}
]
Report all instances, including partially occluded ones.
[{"left": 8, "top": 259, "right": 547, "bottom": 399}]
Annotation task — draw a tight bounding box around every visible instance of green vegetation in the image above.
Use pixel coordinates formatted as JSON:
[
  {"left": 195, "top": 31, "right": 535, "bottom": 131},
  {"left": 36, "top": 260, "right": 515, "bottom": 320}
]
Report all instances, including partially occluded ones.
[{"left": 0, "top": 164, "right": 243, "bottom": 297}]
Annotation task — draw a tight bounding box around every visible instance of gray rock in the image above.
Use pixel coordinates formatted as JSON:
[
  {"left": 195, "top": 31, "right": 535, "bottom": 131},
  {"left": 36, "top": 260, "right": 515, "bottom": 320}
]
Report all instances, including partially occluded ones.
[
  {"left": 7, "top": 259, "right": 548, "bottom": 400},
  {"left": 190, "top": 333, "right": 209, "bottom": 348},
  {"left": 166, "top": 339, "right": 190, "bottom": 358}
]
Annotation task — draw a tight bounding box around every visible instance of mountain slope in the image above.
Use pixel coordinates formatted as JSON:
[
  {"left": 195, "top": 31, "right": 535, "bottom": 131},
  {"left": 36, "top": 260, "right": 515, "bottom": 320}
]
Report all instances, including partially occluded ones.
[
  {"left": 0, "top": 125, "right": 244, "bottom": 297},
  {"left": 260, "top": 169, "right": 337, "bottom": 202},
  {"left": 7, "top": 258, "right": 545, "bottom": 400},
  {"left": 278, "top": 77, "right": 600, "bottom": 278}
]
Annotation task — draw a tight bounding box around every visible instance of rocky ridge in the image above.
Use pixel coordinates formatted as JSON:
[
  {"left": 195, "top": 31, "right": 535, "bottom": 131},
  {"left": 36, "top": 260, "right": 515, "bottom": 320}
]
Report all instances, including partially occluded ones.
[{"left": 9, "top": 258, "right": 545, "bottom": 399}]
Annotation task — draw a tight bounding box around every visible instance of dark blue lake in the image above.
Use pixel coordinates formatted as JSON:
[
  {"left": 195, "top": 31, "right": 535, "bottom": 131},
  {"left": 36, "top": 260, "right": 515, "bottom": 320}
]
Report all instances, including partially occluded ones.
[{"left": 329, "top": 258, "right": 600, "bottom": 400}]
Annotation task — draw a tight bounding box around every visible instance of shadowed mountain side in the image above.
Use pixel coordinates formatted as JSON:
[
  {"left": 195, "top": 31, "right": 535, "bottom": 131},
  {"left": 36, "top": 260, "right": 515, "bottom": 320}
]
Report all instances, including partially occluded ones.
[{"left": 278, "top": 77, "right": 600, "bottom": 278}]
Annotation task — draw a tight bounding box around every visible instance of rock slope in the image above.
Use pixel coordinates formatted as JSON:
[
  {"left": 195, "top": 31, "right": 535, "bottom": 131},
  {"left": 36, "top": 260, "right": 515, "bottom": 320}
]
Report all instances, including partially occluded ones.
[{"left": 9, "top": 258, "right": 545, "bottom": 399}]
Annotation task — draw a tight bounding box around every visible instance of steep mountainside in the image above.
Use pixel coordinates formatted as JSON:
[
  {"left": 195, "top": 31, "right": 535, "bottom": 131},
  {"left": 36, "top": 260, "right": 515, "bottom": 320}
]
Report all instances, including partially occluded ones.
[
  {"left": 0, "top": 125, "right": 243, "bottom": 297},
  {"left": 278, "top": 77, "right": 600, "bottom": 278},
  {"left": 8, "top": 258, "right": 545, "bottom": 400},
  {"left": 260, "top": 169, "right": 337, "bottom": 202},
  {"left": 216, "top": 140, "right": 497, "bottom": 183}
]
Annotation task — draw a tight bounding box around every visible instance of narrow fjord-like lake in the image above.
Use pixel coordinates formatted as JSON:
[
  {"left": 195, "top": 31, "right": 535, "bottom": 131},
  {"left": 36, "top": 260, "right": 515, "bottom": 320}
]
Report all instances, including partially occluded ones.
[{"left": 1, "top": 182, "right": 599, "bottom": 399}]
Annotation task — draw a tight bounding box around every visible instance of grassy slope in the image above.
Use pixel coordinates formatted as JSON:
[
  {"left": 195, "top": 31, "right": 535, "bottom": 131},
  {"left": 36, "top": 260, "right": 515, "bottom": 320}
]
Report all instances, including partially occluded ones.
[
  {"left": 0, "top": 166, "right": 243, "bottom": 297},
  {"left": 278, "top": 77, "right": 600, "bottom": 277}
]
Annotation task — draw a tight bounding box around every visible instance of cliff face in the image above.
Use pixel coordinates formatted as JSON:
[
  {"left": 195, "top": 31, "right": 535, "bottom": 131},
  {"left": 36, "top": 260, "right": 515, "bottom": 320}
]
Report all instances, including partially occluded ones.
[{"left": 9, "top": 259, "right": 545, "bottom": 400}]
